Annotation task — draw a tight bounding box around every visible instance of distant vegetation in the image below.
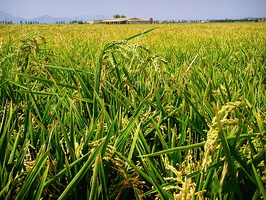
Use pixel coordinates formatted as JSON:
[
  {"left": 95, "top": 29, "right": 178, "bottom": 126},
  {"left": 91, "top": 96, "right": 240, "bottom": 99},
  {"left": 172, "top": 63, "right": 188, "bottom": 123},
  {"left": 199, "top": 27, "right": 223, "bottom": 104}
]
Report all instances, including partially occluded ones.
[
  {"left": 154, "top": 17, "right": 266, "bottom": 24},
  {"left": 113, "top": 14, "right": 127, "bottom": 18},
  {"left": 1, "top": 17, "right": 265, "bottom": 24},
  {"left": 0, "top": 23, "right": 265, "bottom": 199}
]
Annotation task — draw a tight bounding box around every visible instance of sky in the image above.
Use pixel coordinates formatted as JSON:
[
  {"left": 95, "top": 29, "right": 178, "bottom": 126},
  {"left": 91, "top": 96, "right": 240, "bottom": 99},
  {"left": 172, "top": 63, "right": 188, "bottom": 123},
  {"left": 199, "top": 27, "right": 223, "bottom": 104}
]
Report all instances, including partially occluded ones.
[{"left": 0, "top": 0, "right": 266, "bottom": 20}]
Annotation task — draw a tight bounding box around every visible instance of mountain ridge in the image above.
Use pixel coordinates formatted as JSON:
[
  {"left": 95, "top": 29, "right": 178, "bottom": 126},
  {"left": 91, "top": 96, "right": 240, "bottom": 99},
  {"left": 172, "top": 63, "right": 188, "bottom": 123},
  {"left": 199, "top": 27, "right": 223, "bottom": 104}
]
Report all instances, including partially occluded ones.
[
  {"left": 0, "top": 10, "right": 265, "bottom": 24},
  {"left": 0, "top": 10, "right": 109, "bottom": 24}
]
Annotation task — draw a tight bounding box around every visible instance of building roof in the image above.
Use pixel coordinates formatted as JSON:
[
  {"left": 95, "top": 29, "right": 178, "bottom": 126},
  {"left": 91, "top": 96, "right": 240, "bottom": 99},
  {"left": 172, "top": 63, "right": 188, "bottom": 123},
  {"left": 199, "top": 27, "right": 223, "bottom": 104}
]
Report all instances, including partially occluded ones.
[
  {"left": 101, "top": 17, "right": 149, "bottom": 22},
  {"left": 88, "top": 19, "right": 102, "bottom": 24}
]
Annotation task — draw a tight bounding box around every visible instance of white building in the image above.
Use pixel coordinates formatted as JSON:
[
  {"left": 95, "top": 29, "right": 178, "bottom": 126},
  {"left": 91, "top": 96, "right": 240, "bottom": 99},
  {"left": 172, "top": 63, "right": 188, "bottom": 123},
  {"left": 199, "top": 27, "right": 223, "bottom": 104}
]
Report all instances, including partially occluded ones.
[
  {"left": 88, "top": 20, "right": 102, "bottom": 24},
  {"left": 101, "top": 18, "right": 150, "bottom": 24}
]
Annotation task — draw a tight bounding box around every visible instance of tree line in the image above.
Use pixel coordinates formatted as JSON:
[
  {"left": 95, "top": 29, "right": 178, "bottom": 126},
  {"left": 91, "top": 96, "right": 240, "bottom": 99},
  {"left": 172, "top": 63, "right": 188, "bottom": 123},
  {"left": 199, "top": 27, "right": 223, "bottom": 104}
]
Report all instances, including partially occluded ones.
[
  {"left": 0, "top": 17, "right": 265, "bottom": 25},
  {"left": 153, "top": 17, "right": 266, "bottom": 24}
]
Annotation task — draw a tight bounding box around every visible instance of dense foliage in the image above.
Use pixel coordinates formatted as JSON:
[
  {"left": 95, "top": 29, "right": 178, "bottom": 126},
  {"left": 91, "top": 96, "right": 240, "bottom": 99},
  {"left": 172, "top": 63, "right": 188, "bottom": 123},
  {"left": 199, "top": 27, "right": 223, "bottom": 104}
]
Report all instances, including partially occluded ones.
[{"left": 0, "top": 23, "right": 266, "bottom": 199}]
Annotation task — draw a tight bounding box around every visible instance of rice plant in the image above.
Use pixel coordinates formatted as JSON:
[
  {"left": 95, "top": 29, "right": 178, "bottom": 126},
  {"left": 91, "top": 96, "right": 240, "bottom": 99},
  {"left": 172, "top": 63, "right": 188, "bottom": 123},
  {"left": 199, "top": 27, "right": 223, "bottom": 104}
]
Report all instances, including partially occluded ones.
[{"left": 0, "top": 22, "right": 265, "bottom": 199}]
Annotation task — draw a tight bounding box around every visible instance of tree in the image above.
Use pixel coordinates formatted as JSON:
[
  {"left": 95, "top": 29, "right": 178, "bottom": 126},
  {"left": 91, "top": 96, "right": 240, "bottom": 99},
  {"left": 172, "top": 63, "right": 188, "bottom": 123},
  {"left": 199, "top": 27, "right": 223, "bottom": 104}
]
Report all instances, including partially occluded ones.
[
  {"left": 113, "top": 14, "right": 127, "bottom": 18},
  {"left": 114, "top": 14, "right": 120, "bottom": 18},
  {"left": 150, "top": 18, "right": 153, "bottom": 24}
]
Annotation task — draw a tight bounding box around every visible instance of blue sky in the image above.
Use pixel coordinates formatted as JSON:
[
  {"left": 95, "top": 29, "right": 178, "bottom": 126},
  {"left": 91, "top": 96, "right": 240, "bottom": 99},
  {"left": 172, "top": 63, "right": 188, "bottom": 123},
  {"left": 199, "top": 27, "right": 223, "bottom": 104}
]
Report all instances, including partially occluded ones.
[{"left": 1, "top": 0, "right": 266, "bottom": 20}]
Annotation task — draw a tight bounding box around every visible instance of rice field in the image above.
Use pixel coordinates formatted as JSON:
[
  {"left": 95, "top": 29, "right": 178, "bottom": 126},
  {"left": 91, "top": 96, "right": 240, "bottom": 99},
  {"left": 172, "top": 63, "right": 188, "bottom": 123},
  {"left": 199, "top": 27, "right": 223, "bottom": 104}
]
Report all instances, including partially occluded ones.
[{"left": 0, "top": 22, "right": 266, "bottom": 199}]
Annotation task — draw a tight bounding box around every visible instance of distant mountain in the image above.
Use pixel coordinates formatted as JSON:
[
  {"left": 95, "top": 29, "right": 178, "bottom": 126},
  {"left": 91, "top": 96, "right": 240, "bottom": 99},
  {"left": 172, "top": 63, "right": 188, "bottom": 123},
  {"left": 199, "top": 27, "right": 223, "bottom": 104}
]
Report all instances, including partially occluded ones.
[
  {"left": 31, "top": 15, "right": 71, "bottom": 24},
  {"left": 1, "top": 9, "right": 264, "bottom": 24},
  {"left": 0, "top": 10, "right": 26, "bottom": 23},
  {"left": 0, "top": 10, "right": 110, "bottom": 24}
]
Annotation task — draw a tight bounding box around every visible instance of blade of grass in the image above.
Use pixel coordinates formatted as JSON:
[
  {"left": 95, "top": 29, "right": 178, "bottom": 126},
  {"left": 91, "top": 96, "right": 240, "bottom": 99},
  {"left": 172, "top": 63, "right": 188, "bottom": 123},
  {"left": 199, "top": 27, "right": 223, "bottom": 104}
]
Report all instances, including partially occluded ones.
[
  {"left": 89, "top": 154, "right": 101, "bottom": 200},
  {"left": 99, "top": 159, "right": 109, "bottom": 200},
  {"left": 141, "top": 142, "right": 205, "bottom": 157},
  {"left": 11, "top": 72, "right": 78, "bottom": 90},
  {"left": 58, "top": 139, "right": 105, "bottom": 200},
  {"left": 115, "top": 93, "right": 150, "bottom": 150},
  {"left": 214, "top": 104, "right": 243, "bottom": 200},
  {"left": 43, "top": 64, "right": 93, "bottom": 75},
  {"left": 127, "top": 122, "right": 141, "bottom": 162},
  {"left": 125, "top": 27, "right": 158, "bottom": 41},
  {"left": 15, "top": 149, "right": 49, "bottom": 200},
  {"left": 252, "top": 163, "right": 266, "bottom": 199},
  {"left": 33, "top": 164, "right": 50, "bottom": 200},
  {"left": 44, "top": 151, "right": 91, "bottom": 188}
]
